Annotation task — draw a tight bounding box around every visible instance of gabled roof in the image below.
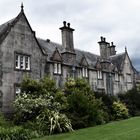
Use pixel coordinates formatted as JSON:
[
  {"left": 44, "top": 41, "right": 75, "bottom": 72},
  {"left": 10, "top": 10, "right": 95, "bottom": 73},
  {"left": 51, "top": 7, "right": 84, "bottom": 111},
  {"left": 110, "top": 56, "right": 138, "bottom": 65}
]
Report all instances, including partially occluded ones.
[
  {"left": 110, "top": 52, "right": 126, "bottom": 71},
  {"left": 95, "top": 60, "right": 102, "bottom": 70},
  {"left": 37, "top": 38, "right": 99, "bottom": 68},
  {"left": 0, "top": 18, "right": 15, "bottom": 44},
  {"left": 51, "top": 48, "right": 62, "bottom": 62},
  {"left": 80, "top": 55, "right": 89, "bottom": 67},
  {"left": 0, "top": 6, "right": 136, "bottom": 73},
  {"left": 0, "top": 6, "right": 44, "bottom": 55}
]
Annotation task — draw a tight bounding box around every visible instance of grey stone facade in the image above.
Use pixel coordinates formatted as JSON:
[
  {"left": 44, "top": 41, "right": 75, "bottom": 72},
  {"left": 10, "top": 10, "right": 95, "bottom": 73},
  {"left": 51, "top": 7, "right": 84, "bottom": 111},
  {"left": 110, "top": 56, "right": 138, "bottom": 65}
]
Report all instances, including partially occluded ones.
[{"left": 0, "top": 6, "right": 137, "bottom": 113}]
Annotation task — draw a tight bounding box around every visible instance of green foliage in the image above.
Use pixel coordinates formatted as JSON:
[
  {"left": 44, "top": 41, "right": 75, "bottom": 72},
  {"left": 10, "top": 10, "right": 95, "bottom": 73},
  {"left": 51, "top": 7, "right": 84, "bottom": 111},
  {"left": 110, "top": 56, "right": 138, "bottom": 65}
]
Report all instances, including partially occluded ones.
[
  {"left": 36, "top": 110, "right": 73, "bottom": 135},
  {"left": 0, "top": 112, "right": 9, "bottom": 127},
  {"left": 65, "top": 78, "right": 107, "bottom": 129},
  {"left": 33, "top": 117, "right": 140, "bottom": 140},
  {"left": 118, "top": 88, "right": 140, "bottom": 116},
  {"left": 94, "top": 92, "right": 117, "bottom": 121},
  {"left": 13, "top": 76, "right": 72, "bottom": 135},
  {"left": 112, "top": 101, "right": 129, "bottom": 120},
  {"left": 0, "top": 126, "right": 34, "bottom": 140}
]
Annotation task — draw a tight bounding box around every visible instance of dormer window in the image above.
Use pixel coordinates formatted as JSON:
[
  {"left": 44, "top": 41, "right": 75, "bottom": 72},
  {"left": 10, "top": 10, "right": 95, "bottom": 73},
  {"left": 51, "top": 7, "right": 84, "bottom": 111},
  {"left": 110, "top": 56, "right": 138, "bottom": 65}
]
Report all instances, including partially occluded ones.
[
  {"left": 54, "top": 63, "right": 61, "bottom": 74},
  {"left": 82, "top": 67, "right": 88, "bottom": 77},
  {"left": 15, "top": 53, "right": 30, "bottom": 71},
  {"left": 115, "top": 73, "right": 119, "bottom": 81},
  {"left": 97, "top": 70, "right": 102, "bottom": 79}
]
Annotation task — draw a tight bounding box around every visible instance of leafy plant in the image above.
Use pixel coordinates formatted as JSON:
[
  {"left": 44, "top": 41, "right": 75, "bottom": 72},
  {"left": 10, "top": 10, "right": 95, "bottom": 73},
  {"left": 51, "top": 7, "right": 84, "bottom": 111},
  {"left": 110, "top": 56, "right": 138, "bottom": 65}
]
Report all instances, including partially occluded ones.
[
  {"left": 112, "top": 101, "right": 129, "bottom": 120},
  {"left": 65, "top": 78, "right": 107, "bottom": 129},
  {"left": 13, "top": 76, "right": 73, "bottom": 135}
]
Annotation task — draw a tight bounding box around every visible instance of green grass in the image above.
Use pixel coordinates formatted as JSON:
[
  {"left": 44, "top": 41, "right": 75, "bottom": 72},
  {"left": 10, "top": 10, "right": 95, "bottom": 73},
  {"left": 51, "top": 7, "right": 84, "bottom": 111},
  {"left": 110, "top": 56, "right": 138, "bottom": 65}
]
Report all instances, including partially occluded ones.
[{"left": 33, "top": 117, "right": 140, "bottom": 140}]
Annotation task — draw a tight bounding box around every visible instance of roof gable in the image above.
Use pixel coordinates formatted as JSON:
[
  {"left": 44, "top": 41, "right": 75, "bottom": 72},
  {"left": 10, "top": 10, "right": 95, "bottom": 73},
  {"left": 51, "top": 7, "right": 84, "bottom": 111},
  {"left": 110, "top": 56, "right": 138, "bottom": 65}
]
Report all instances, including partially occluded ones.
[
  {"left": 122, "top": 51, "right": 135, "bottom": 73},
  {"left": 80, "top": 55, "right": 88, "bottom": 66},
  {"left": 0, "top": 7, "right": 45, "bottom": 55},
  {"left": 95, "top": 60, "right": 102, "bottom": 69},
  {"left": 110, "top": 52, "right": 126, "bottom": 71},
  {"left": 51, "top": 48, "right": 62, "bottom": 62}
]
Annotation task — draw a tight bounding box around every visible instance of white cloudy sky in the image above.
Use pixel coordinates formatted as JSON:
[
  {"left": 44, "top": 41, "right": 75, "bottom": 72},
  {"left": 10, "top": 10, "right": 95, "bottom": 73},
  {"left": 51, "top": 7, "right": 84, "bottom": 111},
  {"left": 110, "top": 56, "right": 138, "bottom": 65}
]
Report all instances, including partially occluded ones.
[{"left": 0, "top": 0, "right": 140, "bottom": 70}]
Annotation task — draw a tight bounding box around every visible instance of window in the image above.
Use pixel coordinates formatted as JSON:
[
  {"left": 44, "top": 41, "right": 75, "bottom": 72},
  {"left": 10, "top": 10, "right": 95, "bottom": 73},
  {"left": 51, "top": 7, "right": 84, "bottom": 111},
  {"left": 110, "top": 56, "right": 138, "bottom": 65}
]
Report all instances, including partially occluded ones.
[
  {"left": 54, "top": 63, "right": 61, "bottom": 74},
  {"left": 97, "top": 70, "right": 102, "bottom": 79},
  {"left": 15, "top": 53, "right": 30, "bottom": 70},
  {"left": 115, "top": 73, "right": 119, "bottom": 81},
  {"left": 126, "top": 74, "right": 132, "bottom": 83},
  {"left": 15, "top": 85, "right": 21, "bottom": 96},
  {"left": 82, "top": 67, "right": 88, "bottom": 77}
]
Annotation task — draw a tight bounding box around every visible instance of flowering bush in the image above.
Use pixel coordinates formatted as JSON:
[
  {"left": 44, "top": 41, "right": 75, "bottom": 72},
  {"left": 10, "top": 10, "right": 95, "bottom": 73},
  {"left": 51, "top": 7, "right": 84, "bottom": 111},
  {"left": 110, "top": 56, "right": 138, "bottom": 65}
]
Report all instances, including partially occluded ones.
[
  {"left": 13, "top": 76, "right": 72, "bottom": 135},
  {"left": 112, "top": 101, "right": 129, "bottom": 120}
]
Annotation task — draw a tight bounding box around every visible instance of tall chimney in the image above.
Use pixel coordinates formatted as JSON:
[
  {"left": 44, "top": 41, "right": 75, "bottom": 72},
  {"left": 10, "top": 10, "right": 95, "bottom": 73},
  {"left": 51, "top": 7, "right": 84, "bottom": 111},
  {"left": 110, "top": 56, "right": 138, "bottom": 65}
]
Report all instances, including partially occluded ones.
[
  {"left": 59, "top": 21, "right": 76, "bottom": 64},
  {"left": 98, "top": 36, "right": 109, "bottom": 59},
  {"left": 109, "top": 42, "right": 116, "bottom": 56},
  {"left": 59, "top": 21, "right": 75, "bottom": 53}
]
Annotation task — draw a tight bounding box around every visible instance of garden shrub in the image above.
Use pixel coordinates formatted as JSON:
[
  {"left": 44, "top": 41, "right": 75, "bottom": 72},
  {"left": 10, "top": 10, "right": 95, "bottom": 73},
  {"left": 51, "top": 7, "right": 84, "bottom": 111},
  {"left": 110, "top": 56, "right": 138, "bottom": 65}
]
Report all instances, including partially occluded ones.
[
  {"left": 112, "top": 101, "right": 129, "bottom": 120},
  {"left": 0, "top": 126, "right": 33, "bottom": 140},
  {"left": 94, "top": 92, "right": 117, "bottom": 121},
  {"left": 36, "top": 110, "right": 73, "bottom": 135},
  {"left": 13, "top": 76, "right": 73, "bottom": 135},
  {"left": 118, "top": 88, "right": 140, "bottom": 116},
  {"left": 65, "top": 78, "right": 107, "bottom": 129}
]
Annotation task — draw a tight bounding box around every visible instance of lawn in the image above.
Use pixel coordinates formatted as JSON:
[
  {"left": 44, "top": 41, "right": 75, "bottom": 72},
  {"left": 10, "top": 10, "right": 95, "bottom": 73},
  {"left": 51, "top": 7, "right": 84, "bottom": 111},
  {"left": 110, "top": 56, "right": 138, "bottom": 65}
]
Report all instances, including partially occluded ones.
[{"left": 33, "top": 117, "right": 140, "bottom": 140}]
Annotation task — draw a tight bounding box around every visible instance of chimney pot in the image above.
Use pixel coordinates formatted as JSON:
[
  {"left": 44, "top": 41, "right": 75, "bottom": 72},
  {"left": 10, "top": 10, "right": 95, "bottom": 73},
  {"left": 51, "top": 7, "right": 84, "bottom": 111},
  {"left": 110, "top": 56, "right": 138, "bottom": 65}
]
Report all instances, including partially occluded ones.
[
  {"left": 46, "top": 39, "right": 50, "bottom": 42},
  {"left": 101, "top": 36, "right": 103, "bottom": 41},
  {"left": 63, "top": 21, "right": 66, "bottom": 27},
  {"left": 67, "top": 23, "right": 70, "bottom": 28},
  {"left": 104, "top": 37, "right": 106, "bottom": 42},
  {"left": 111, "top": 42, "right": 113, "bottom": 46}
]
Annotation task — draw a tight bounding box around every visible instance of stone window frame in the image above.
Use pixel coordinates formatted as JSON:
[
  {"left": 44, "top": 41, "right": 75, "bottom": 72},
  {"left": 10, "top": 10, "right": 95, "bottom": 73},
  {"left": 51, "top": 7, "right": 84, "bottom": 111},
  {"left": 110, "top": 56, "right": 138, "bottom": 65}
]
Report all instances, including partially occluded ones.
[
  {"left": 82, "top": 67, "right": 88, "bottom": 78},
  {"left": 115, "top": 73, "right": 119, "bottom": 82},
  {"left": 14, "top": 52, "right": 31, "bottom": 71},
  {"left": 53, "top": 62, "right": 62, "bottom": 75},
  {"left": 97, "top": 70, "right": 103, "bottom": 80}
]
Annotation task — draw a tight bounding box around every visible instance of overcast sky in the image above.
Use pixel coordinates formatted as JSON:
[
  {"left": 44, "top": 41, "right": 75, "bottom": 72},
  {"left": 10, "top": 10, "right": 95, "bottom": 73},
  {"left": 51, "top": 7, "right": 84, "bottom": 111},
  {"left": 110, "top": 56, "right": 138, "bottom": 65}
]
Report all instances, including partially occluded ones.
[{"left": 0, "top": 0, "right": 140, "bottom": 70}]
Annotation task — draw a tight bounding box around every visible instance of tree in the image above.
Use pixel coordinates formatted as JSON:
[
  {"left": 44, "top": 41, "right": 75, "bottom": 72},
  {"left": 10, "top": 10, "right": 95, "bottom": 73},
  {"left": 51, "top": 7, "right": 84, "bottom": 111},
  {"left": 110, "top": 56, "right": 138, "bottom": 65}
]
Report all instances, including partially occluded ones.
[{"left": 64, "top": 78, "right": 108, "bottom": 129}]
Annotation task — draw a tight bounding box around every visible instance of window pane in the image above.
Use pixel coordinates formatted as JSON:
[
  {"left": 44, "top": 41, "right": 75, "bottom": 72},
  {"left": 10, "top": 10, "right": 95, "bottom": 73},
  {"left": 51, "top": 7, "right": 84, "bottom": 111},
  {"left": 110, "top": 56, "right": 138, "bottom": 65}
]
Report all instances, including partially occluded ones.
[
  {"left": 115, "top": 73, "right": 118, "bottom": 81},
  {"left": 85, "top": 68, "right": 88, "bottom": 77},
  {"left": 25, "top": 56, "right": 30, "bottom": 70},
  {"left": 54, "top": 63, "right": 57, "bottom": 74},
  {"left": 15, "top": 54, "right": 20, "bottom": 69},
  {"left": 20, "top": 56, "right": 24, "bottom": 69},
  {"left": 82, "top": 68, "right": 85, "bottom": 77},
  {"left": 58, "top": 64, "right": 61, "bottom": 74}
]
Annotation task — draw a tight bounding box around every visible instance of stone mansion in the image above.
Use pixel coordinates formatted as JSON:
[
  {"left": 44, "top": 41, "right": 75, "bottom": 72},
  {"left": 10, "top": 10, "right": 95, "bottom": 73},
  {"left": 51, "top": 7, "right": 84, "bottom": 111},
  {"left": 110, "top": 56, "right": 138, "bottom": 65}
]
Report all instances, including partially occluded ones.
[{"left": 0, "top": 5, "right": 137, "bottom": 113}]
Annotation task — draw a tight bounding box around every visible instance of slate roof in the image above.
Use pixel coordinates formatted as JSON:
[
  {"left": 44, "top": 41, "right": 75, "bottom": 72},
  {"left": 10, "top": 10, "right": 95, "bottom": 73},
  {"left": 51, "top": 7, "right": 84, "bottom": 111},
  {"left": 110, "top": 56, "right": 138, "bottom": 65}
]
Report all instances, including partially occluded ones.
[
  {"left": 0, "top": 18, "right": 16, "bottom": 43},
  {"left": 0, "top": 10, "right": 131, "bottom": 72},
  {"left": 37, "top": 38, "right": 99, "bottom": 68},
  {"left": 110, "top": 52, "right": 126, "bottom": 71}
]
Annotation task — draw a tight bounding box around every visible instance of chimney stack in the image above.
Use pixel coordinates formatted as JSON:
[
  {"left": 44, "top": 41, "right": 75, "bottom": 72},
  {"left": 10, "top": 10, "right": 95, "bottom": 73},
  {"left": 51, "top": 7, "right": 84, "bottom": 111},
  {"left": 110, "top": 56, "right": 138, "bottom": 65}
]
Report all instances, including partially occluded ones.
[
  {"left": 109, "top": 42, "right": 116, "bottom": 56},
  {"left": 98, "top": 36, "right": 109, "bottom": 59},
  {"left": 59, "top": 21, "right": 75, "bottom": 53}
]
